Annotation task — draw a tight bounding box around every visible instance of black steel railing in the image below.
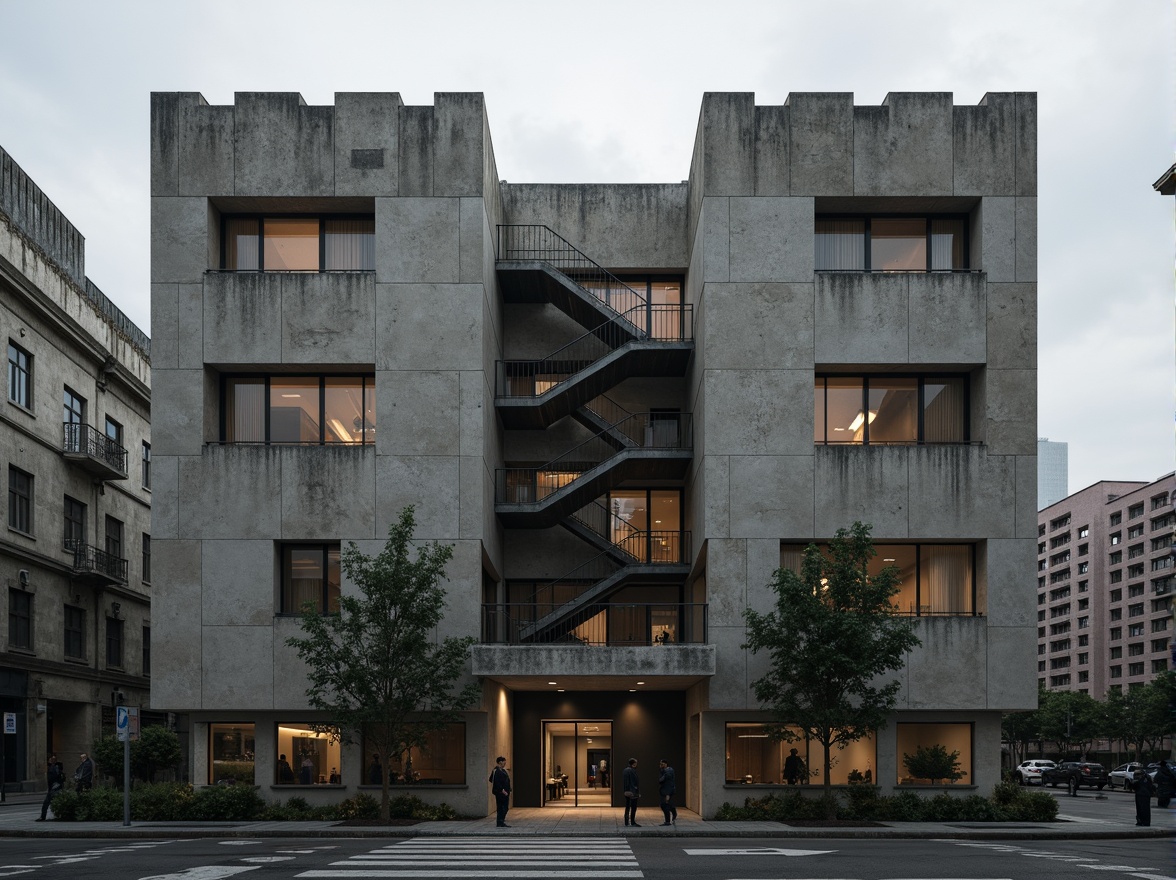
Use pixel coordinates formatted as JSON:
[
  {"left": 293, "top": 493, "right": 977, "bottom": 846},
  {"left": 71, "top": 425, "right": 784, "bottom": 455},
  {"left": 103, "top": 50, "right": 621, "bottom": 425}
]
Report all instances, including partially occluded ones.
[
  {"left": 814, "top": 268, "right": 984, "bottom": 274},
  {"left": 62, "top": 423, "right": 128, "bottom": 474},
  {"left": 497, "top": 224, "right": 649, "bottom": 318},
  {"left": 482, "top": 602, "right": 708, "bottom": 646},
  {"left": 69, "top": 542, "right": 128, "bottom": 583},
  {"left": 496, "top": 413, "right": 692, "bottom": 504},
  {"left": 496, "top": 305, "right": 693, "bottom": 398}
]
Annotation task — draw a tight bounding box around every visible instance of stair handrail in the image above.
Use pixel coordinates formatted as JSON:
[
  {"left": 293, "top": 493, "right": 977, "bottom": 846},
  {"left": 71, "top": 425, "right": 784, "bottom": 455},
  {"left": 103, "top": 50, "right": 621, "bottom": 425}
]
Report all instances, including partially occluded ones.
[
  {"left": 496, "top": 304, "right": 693, "bottom": 398},
  {"left": 569, "top": 498, "right": 642, "bottom": 557},
  {"left": 497, "top": 224, "right": 649, "bottom": 320}
]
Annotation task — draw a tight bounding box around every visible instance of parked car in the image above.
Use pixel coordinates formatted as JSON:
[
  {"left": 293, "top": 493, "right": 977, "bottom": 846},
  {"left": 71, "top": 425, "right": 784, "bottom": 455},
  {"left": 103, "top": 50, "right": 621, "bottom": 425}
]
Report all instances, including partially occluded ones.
[
  {"left": 1014, "top": 759, "right": 1057, "bottom": 786},
  {"left": 1108, "top": 762, "right": 1144, "bottom": 790},
  {"left": 1042, "top": 761, "right": 1108, "bottom": 790}
]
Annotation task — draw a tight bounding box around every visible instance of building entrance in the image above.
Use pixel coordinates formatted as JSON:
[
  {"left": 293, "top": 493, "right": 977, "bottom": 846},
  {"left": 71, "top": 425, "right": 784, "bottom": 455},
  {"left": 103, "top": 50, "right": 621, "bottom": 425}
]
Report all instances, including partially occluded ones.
[{"left": 541, "top": 720, "right": 612, "bottom": 806}]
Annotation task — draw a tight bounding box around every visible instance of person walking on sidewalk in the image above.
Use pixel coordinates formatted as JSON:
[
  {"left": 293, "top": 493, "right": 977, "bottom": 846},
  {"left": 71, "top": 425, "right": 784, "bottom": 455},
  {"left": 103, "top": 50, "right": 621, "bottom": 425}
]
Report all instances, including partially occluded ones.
[
  {"left": 622, "top": 758, "right": 641, "bottom": 827},
  {"left": 489, "top": 756, "right": 512, "bottom": 827},
  {"left": 36, "top": 756, "right": 64, "bottom": 821},
  {"left": 657, "top": 758, "right": 677, "bottom": 826}
]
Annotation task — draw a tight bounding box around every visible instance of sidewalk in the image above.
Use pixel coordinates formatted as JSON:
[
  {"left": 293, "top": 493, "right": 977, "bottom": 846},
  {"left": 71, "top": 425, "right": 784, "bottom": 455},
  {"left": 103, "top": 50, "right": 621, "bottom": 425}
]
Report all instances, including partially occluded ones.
[{"left": 1, "top": 794, "right": 1172, "bottom": 840}]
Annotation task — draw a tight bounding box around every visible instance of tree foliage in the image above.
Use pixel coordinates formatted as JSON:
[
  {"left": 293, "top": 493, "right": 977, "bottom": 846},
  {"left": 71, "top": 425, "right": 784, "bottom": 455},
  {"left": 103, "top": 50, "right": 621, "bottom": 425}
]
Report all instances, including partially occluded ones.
[
  {"left": 743, "top": 522, "right": 921, "bottom": 814},
  {"left": 903, "top": 744, "right": 965, "bottom": 784},
  {"left": 90, "top": 725, "right": 182, "bottom": 786},
  {"left": 285, "top": 506, "right": 480, "bottom": 821}
]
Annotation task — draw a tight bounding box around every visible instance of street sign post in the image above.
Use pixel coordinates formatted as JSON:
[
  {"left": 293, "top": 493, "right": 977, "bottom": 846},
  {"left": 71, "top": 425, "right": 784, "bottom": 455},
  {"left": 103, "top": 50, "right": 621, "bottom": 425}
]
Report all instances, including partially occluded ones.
[{"left": 116, "top": 706, "right": 139, "bottom": 826}]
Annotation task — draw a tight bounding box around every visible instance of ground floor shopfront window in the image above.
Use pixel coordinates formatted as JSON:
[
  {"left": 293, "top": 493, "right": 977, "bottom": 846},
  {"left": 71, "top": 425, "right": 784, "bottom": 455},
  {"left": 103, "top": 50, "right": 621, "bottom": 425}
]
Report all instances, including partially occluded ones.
[
  {"left": 210, "top": 723, "right": 255, "bottom": 785},
  {"left": 362, "top": 723, "right": 466, "bottom": 785},
  {"left": 276, "top": 723, "right": 342, "bottom": 785},
  {"left": 725, "top": 723, "right": 876, "bottom": 785},
  {"left": 895, "top": 722, "right": 972, "bottom": 785}
]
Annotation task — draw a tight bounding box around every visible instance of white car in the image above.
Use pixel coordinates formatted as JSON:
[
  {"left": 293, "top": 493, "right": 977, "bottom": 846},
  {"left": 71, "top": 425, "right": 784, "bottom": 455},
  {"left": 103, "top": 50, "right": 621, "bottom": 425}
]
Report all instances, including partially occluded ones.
[
  {"left": 1015, "top": 759, "right": 1056, "bottom": 785},
  {"left": 1108, "top": 762, "right": 1144, "bottom": 790}
]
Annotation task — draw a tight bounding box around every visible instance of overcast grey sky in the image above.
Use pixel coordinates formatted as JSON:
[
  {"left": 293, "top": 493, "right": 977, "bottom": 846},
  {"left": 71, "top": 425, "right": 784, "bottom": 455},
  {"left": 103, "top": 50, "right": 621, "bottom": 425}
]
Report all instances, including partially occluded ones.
[{"left": 0, "top": 0, "right": 1171, "bottom": 493}]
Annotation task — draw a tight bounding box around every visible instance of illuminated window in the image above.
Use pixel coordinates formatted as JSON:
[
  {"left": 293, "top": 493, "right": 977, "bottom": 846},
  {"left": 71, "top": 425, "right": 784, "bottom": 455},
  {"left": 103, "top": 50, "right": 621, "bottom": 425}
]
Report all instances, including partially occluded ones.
[
  {"left": 724, "top": 723, "right": 876, "bottom": 786},
  {"left": 896, "top": 722, "right": 972, "bottom": 785},
  {"left": 210, "top": 723, "right": 255, "bottom": 785}
]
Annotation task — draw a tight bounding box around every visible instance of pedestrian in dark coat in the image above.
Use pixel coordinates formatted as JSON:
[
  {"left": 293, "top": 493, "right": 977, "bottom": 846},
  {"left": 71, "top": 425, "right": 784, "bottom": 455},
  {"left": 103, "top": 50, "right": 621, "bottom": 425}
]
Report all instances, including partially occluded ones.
[
  {"left": 1154, "top": 760, "right": 1175, "bottom": 808},
  {"left": 37, "top": 756, "right": 64, "bottom": 821},
  {"left": 74, "top": 753, "right": 94, "bottom": 794},
  {"left": 657, "top": 759, "right": 677, "bottom": 825},
  {"left": 622, "top": 758, "right": 640, "bottom": 827},
  {"left": 489, "top": 756, "right": 512, "bottom": 827},
  {"left": 1134, "top": 768, "right": 1154, "bottom": 826}
]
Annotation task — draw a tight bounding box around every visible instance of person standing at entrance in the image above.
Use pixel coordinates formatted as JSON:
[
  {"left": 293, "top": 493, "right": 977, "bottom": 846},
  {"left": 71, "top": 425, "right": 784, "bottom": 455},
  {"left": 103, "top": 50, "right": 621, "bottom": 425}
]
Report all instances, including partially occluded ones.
[
  {"left": 37, "top": 756, "right": 64, "bottom": 821},
  {"left": 657, "top": 759, "right": 677, "bottom": 825},
  {"left": 490, "top": 756, "right": 512, "bottom": 827},
  {"left": 622, "top": 758, "right": 640, "bottom": 827},
  {"left": 74, "top": 753, "right": 93, "bottom": 794}
]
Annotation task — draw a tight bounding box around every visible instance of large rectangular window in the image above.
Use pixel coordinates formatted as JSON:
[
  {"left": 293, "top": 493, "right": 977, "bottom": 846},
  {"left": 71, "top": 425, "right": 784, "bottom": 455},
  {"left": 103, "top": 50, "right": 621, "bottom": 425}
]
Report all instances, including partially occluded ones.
[
  {"left": 8, "top": 589, "right": 32, "bottom": 650},
  {"left": 281, "top": 544, "right": 341, "bottom": 614},
  {"left": 815, "top": 376, "right": 968, "bottom": 445},
  {"left": 105, "top": 515, "right": 124, "bottom": 559},
  {"left": 277, "top": 723, "right": 342, "bottom": 785},
  {"left": 63, "top": 495, "right": 85, "bottom": 551},
  {"left": 815, "top": 216, "right": 968, "bottom": 272},
  {"left": 210, "top": 723, "right": 255, "bottom": 785},
  {"left": 896, "top": 723, "right": 973, "bottom": 785},
  {"left": 8, "top": 466, "right": 33, "bottom": 534},
  {"left": 7, "top": 341, "right": 32, "bottom": 408},
  {"left": 782, "top": 542, "right": 976, "bottom": 615},
  {"left": 64, "top": 605, "right": 85, "bottom": 659},
  {"left": 63, "top": 387, "right": 85, "bottom": 425},
  {"left": 363, "top": 723, "right": 467, "bottom": 785},
  {"left": 724, "top": 723, "right": 876, "bottom": 786},
  {"left": 223, "top": 375, "right": 376, "bottom": 445},
  {"left": 222, "top": 217, "right": 375, "bottom": 272}
]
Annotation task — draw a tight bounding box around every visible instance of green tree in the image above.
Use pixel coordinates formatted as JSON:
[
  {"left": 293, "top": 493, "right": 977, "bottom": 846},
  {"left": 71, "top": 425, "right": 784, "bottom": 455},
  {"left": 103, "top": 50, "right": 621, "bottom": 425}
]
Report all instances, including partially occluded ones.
[
  {"left": 1002, "top": 709, "right": 1041, "bottom": 767},
  {"left": 1036, "top": 688, "right": 1101, "bottom": 759},
  {"left": 743, "top": 522, "right": 921, "bottom": 815},
  {"left": 90, "top": 726, "right": 182, "bottom": 786},
  {"left": 903, "top": 743, "right": 965, "bottom": 784},
  {"left": 285, "top": 506, "right": 480, "bottom": 821}
]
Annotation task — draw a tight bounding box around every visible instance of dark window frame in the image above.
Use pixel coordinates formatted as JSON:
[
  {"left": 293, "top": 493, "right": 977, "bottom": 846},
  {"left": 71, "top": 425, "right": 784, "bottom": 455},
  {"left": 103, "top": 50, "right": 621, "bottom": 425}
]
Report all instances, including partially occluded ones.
[
  {"left": 279, "top": 543, "right": 341, "bottom": 615},
  {"left": 7, "top": 341, "right": 32, "bottom": 409},
  {"left": 63, "top": 495, "right": 86, "bottom": 551},
  {"left": 105, "top": 514, "right": 124, "bottom": 560},
  {"left": 142, "top": 441, "right": 151, "bottom": 489},
  {"left": 220, "top": 373, "right": 376, "bottom": 446},
  {"left": 104, "top": 415, "right": 123, "bottom": 447},
  {"left": 64, "top": 604, "right": 85, "bottom": 659},
  {"left": 63, "top": 386, "right": 85, "bottom": 425},
  {"left": 219, "top": 214, "right": 376, "bottom": 273},
  {"left": 814, "top": 373, "right": 971, "bottom": 445},
  {"left": 8, "top": 466, "right": 33, "bottom": 535},
  {"left": 142, "top": 625, "right": 151, "bottom": 676},
  {"left": 106, "top": 615, "right": 124, "bottom": 668},
  {"left": 142, "top": 533, "right": 151, "bottom": 584},
  {"left": 815, "top": 213, "right": 972, "bottom": 273},
  {"left": 8, "top": 588, "right": 32, "bottom": 650}
]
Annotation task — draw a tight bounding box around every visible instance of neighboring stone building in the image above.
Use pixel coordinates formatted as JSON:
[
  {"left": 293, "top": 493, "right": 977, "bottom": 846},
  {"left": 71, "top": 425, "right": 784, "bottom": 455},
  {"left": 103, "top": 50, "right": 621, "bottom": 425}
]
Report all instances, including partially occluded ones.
[
  {"left": 1, "top": 147, "right": 152, "bottom": 791},
  {"left": 1038, "top": 437, "right": 1068, "bottom": 510},
  {"left": 150, "top": 89, "right": 1037, "bottom": 816},
  {"left": 1037, "top": 474, "right": 1174, "bottom": 695}
]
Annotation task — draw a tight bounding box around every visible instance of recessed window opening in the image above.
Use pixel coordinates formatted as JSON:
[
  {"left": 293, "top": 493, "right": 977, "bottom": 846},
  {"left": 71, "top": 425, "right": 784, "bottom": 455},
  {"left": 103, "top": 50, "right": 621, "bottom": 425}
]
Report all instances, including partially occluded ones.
[
  {"left": 815, "top": 375, "right": 968, "bottom": 445},
  {"left": 815, "top": 216, "right": 969, "bottom": 272},
  {"left": 222, "top": 374, "right": 376, "bottom": 445},
  {"left": 222, "top": 216, "right": 375, "bottom": 272}
]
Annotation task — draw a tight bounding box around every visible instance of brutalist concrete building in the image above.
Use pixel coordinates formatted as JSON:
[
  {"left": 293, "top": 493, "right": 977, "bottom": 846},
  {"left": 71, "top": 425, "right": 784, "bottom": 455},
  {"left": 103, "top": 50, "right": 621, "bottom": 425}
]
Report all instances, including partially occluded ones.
[
  {"left": 2, "top": 147, "right": 152, "bottom": 790},
  {"left": 150, "top": 89, "right": 1037, "bottom": 816}
]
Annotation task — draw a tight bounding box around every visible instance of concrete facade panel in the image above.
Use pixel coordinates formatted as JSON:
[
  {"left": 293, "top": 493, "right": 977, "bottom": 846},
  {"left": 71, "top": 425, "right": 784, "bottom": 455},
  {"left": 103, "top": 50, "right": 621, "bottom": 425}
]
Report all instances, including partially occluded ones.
[
  {"left": 151, "top": 197, "right": 209, "bottom": 283},
  {"left": 203, "top": 272, "right": 284, "bottom": 364},
  {"left": 705, "top": 538, "right": 748, "bottom": 627},
  {"left": 280, "top": 273, "right": 376, "bottom": 364},
  {"left": 985, "top": 625, "right": 1038, "bottom": 709},
  {"left": 1015, "top": 197, "right": 1037, "bottom": 282},
  {"left": 853, "top": 94, "right": 954, "bottom": 196},
  {"left": 201, "top": 540, "right": 275, "bottom": 626},
  {"left": 906, "top": 447, "right": 1017, "bottom": 538},
  {"left": 459, "top": 198, "right": 484, "bottom": 283},
  {"left": 151, "top": 454, "right": 179, "bottom": 540},
  {"left": 178, "top": 101, "right": 235, "bottom": 196},
  {"left": 786, "top": 93, "right": 854, "bottom": 196},
  {"left": 151, "top": 283, "right": 179, "bottom": 369},
  {"left": 907, "top": 273, "right": 986, "bottom": 365},
  {"left": 379, "top": 370, "right": 460, "bottom": 456},
  {"left": 398, "top": 105, "right": 435, "bottom": 198},
  {"left": 701, "top": 198, "right": 730, "bottom": 283},
  {"left": 700, "top": 93, "right": 755, "bottom": 197},
  {"left": 986, "top": 283, "right": 1036, "bottom": 370},
  {"left": 376, "top": 198, "right": 460, "bottom": 282},
  {"left": 374, "top": 454, "right": 459, "bottom": 539},
  {"left": 978, "top": 196, "right": 1015, "bottom": 282},
  {"left": 729, "top": 455, "right": 815, "bottom": 539},
  {"left": 952, "top": 95, "right": 1016, "bottom": 196},
  {"left": 814, "top": 447, "right": 910, "bottom": 538},
  {"left": 703, "top": 370, "right": 811, "bottom": 455},
  {"left": 702, "top": 283, "right": 814, "bottom": 369},
  {"left": 151, "top": 369, "right": 204, "bottom": 456},
  {"left": 814, "top": 274, "right": 908, "bottom": 364},
  {"left": 150, "top": 539, "right": 202, "bottom": 708},
  {"left": 434, "top": 93, "right": 486, "bottom": 198},
  {"left": 902, "top": 618, "right": 988, "bottom": 709},
  {"left": 376, "top": 284, "right": 483, "bottom": 371},
  {"left": 700, "top": 455, "right": 730, "bottom": 539},
  {"left": 201, "top": 625, "right": 275, "bottom": 710},
  {"left": 983, "top": 369, "right": 1036, "bottom": 456},
  {"left": 151, "top": 93, "right": 180, "bottom": 197},
  {"left": 985, "top": 538, "right": 1034, "bottom": 627},
  {"left": 178, "top": 284, "right": 205, "bottom": 369},
  {"left": 178, "top": 447, "right": 283, "bottom": 539},
  {"left": 232, "top": 93, "right": 334, "bottom": 197},
  {"left": 752, "top": 105, "right": 789, "bottom": 196},
  {"left": 728, "top": 197, "right": 814, "bottom": 283},
  {"left": 1015, "top": 93, "right": 1038, "bottom": 197},
  {"left": 279, "top": 447, "right": 377, "bottom": 541},
  {"left": 334, "top": 92, "right": 401, "bottom": 198}
]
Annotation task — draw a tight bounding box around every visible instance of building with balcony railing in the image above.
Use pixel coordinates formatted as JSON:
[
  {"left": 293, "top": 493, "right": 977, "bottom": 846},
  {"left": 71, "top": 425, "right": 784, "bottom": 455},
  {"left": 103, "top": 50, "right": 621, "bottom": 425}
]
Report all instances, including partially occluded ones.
[
  {"left": 0, "top": 145, "right": 152, "bottom": 793},
  {"left": 151, "top": 89, "right": 1037, "bottom": 816}
]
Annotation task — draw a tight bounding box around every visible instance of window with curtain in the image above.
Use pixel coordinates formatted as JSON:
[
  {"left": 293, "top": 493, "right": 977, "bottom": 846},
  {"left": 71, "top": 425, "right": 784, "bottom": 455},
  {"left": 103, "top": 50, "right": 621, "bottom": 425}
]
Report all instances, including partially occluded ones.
[
  {"left": 281, "top": 543, "right": 341, "bottom": 614},
  {"left": 223, "top": 375, "right": 376, "bottom": 445},
  {"left": 222, "top": 216, "right": 375, "bottom": 272},
  {"left": 815, "top": 375, "right": 967, "bottom": 445},
  {"left": 781, "top": 542, "right": 976, "bottom": 616},
  {"left": 815, "top": 216, "right": 968, "bottom": 272}
]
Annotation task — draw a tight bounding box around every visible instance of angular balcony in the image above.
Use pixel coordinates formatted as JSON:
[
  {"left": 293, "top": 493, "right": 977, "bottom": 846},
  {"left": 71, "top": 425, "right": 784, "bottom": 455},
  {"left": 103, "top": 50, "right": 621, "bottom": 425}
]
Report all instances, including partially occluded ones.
[
  {"left": 68, "top": 542, "right": 128, "bottom": 586},
  {"left": 62, "top": 423, "right": 128, "bottom": 480}
]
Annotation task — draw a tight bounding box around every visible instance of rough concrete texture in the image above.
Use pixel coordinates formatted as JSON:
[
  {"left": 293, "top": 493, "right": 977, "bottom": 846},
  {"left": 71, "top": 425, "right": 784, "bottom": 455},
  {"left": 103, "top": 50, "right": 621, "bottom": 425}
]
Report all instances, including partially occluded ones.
[
  {"left": 786, "top": 93, "right": 854, "bottom": 196},
  {"left": 728, "top": 197, "right": 814, "bottom": 282},
  {"left": 233, "top": 93, "right": 334, "bottom": 197},
  {"left": 853, "top": 93, "right": 955, "bottom": 196},
  {"left": 334, "top": 92, "right": 402, "bottom": 198}
]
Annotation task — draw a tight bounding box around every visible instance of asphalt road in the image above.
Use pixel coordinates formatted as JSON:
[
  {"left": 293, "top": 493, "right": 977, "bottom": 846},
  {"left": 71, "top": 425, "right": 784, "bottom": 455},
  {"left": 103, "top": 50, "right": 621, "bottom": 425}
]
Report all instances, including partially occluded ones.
[{"left": 1, "top": 835, "right": 1174, "bottom": 880}]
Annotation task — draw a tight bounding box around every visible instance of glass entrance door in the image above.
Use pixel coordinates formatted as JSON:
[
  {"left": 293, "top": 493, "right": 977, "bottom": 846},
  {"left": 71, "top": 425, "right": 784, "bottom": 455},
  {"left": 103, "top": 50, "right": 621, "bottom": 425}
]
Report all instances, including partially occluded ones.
[{"left": 541, "top": 719, "right": 613, "bottom": 806}]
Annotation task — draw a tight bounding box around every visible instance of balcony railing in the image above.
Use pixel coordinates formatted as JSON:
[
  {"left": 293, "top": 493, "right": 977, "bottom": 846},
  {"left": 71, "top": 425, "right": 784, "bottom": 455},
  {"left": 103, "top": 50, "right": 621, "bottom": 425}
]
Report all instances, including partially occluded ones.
[
  {"left": 62, "top": 423, "right": 128, "bottom": 479},
  {"left": 68, "top": 541, "right": 128, "bottom": 584},
  {"left": 482, "top": 602, "right": 708, "bottom": 646}
]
